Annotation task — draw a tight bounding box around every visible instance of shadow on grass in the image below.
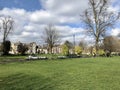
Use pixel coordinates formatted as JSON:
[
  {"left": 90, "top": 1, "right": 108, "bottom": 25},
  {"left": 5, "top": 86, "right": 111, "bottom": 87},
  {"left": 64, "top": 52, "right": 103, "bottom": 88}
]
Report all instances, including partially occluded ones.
[{"left": 0, "top": 73, "right": 56, "bottom": 90}]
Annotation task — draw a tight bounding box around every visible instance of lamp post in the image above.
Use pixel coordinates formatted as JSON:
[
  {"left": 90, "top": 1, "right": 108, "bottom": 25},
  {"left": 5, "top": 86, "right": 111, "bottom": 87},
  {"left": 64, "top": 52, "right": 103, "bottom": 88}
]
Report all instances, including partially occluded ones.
[{"left": 73, "top": 34, "right": 75, "bottom": 54}]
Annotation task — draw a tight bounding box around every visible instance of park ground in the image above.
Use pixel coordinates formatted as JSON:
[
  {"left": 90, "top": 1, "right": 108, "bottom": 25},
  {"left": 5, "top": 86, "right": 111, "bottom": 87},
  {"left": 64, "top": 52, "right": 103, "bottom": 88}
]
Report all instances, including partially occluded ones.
[{"left": 0, "top": 56, "right": 120, "bottom": 90}]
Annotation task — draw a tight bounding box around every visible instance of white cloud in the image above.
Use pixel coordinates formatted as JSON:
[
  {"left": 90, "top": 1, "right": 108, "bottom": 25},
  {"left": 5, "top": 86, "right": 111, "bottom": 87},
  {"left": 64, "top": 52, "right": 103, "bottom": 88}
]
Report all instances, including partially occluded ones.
[
  {"left": 41, "top": 0, "right": 88, "bottom": 16},
  {"left": 29, "top": 10, "right": 57, "bottom": 24},
  {"left": 111, "top": 28, "right": 120, "bottom": 36},
  {"left": 24, "top": 25, "right": 35, "bottom": 31},
  {"left": 22, "top": 31, "right": 31, "bottom": 36},
  {"left": 56, "top": 25, "right": 85, "bottom": 37},
  {"left": 108, "top": 6, "right": 119, "bottom": 13}
]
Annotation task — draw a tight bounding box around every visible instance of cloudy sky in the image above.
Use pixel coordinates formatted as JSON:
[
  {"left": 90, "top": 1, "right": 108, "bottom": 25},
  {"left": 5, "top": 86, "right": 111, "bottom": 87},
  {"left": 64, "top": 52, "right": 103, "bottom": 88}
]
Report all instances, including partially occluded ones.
[{"left": 0, "top": 0, "right": 120, "bottom": 45}]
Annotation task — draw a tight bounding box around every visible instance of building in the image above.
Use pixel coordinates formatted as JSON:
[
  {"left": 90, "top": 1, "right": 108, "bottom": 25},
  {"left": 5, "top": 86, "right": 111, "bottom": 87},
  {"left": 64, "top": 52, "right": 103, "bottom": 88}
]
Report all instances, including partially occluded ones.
[
  {"left": 9, "top": 42, "right": 21, "bottom": 54},
  {"left": 27, "top": 42, "right": 37, "bottom": 54}
]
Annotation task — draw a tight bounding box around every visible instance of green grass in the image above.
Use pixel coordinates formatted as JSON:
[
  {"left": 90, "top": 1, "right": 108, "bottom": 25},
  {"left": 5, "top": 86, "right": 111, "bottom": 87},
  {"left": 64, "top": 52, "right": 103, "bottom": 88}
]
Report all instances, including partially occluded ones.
[
  {"left": 0, "top": 55, "right": 26, "bottom": 60},
  {"left": 0, "top": 56, "right": 120, "bottom": 90}
]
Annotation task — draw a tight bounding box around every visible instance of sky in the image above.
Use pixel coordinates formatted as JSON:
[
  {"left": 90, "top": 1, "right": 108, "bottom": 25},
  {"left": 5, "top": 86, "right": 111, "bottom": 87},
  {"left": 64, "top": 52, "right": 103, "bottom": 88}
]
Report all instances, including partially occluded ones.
[{"left": 0, "top": 0, "right": 120, "bottom": 45}]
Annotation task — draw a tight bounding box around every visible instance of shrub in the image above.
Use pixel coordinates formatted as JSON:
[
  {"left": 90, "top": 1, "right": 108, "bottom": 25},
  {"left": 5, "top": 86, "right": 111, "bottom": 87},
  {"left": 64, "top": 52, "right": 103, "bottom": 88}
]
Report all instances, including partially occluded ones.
[
  {"left": 1, "top": 40, "right": 11, "bottom": 55},
  {"left": 17, "top": 43, "right": 28, "bottom": 55},
  {"left": 61, "top": 44, "right": 69, "bottom": 55},
  {"left": 75, "top": 46, "right": 82, "bottom": 55},
  {"left": 98, "top": 49, "right": 105, "bottom": 56}
]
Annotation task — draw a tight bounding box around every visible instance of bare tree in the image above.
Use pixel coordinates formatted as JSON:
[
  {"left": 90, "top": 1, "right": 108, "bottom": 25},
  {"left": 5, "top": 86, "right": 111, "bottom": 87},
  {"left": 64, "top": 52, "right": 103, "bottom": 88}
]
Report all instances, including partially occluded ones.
[
  {"left": 0, "top": 16, "right": 14, "bottom": 42},
  {"left": 104, "top": 36, "right": 120, "bottom": 53},
  {"left": 80, "top": 0, "right": 120, "bottom": 54},
  {"left": 42, "top": 24, "right": 60, "bottom": 54},
  {"left": 0, "top": 16, "right": 14, "bottom": 55},
  {"left": 79, "top": 40, "right": 87, "bottom": 50}
]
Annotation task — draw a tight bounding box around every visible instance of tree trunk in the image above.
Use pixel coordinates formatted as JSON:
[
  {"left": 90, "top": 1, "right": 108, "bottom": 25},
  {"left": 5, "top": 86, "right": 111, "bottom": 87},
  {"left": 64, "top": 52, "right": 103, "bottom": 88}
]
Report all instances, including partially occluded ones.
[
  {"left": 49, "top": 47, "right": 52, "bottom": 54},
  {"left": 2, "top": 37, "right": 6, "bottom": 55},
  {"left": 95, "top": 38, "right": 99, "bottom": 55}
]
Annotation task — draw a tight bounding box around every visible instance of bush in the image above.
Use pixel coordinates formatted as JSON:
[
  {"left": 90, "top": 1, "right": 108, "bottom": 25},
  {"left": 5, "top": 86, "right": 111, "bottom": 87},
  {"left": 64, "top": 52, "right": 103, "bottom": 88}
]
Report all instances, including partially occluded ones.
[
  {"left": 75, "top": 46, "right": 82, "bottom": 55},
  {"left": 118, "top": 52, "right": 120, "bottom": 56},
  {"left": 1, "top": 40, "right": 11, "bottom": 55},
  {"left": 61, "top": 44, "right": 69, "bottom": 56},
  {"left": 98, "top": 49, "right": 105, "bottom": 56},
  {"left": 17, "top": 43, "right": 28, "bottom": 55}
]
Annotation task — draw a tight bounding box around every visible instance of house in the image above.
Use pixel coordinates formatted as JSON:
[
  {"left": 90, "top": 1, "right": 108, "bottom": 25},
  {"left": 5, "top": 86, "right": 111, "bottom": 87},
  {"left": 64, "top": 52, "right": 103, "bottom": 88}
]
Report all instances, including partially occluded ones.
[
  {"left": 52, "top": 45, "right": 62, "bottom": 54},
  {"left": 36, "top": 45, "right": 62, "bottom": 54},
  {"left": 9, "top": 42, "right": 21, "bottom": 54}
]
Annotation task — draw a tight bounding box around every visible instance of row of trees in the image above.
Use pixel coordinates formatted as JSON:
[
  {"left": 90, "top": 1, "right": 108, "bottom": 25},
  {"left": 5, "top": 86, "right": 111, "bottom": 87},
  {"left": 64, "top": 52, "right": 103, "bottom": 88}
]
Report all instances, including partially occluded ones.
[
  {"left": 61, "top": 36, "right": 120, "bottom": 56},
  {"left": 61, "top": 40, "right": 85, "bottom": 56}
]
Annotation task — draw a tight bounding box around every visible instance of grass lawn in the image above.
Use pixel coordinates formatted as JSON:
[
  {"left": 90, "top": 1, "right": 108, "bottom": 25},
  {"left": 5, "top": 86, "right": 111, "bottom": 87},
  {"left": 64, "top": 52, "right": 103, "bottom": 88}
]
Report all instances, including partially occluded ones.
[{"left": 0, "top": 56, "right": 120, "bottom": 90}]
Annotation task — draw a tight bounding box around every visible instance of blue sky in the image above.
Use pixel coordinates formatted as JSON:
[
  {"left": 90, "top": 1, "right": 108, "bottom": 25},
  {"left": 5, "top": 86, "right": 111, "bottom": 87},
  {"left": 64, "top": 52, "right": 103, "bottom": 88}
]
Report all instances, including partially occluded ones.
[
  {"left": 0, "top": 0, "right": 120, "bottom": 44},
  {"left": 0, "top": 0, "right": 42, "bottom": 11}
]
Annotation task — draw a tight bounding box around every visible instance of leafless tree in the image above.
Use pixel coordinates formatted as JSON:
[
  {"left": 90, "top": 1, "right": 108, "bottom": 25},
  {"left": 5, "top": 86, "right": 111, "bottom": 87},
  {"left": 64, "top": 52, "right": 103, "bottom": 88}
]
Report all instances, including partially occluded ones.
[
  {"left": 0, "top": 16, "right": 14, "bottom": 42},
  {"left": 79, "top": 40, "right": 87, "bottom": 50},
  {"left": 80, "top": 0, "right": 120, "bottom": 53},
  {"left": 42, "top": 24, "right": 60, "bottom": 54},
  {"left": 0, "top": 16, "right": 14, "bottom": 55}
]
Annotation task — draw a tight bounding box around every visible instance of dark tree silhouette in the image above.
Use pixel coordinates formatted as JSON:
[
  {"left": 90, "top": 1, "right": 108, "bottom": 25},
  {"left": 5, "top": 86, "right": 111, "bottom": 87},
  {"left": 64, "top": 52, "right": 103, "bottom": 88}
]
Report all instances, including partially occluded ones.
[
  {"left": 17, "top": 43, "right": 28, "bottom": 55},
  {"left": 1, "top": 40, "right": 11, "bottom": 55}
]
